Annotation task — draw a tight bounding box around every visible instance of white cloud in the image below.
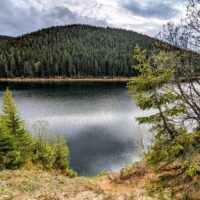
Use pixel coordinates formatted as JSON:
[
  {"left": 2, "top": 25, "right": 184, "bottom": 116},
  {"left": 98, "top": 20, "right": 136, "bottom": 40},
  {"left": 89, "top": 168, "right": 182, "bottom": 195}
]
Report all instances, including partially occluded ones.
[{"left": 0, "top": 0, "right": 187, "bottom": 37}]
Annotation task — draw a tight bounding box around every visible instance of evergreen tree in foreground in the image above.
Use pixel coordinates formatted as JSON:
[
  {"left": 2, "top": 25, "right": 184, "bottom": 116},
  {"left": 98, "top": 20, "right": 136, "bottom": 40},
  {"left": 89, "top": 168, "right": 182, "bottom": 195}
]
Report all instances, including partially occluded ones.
[
  {"left": 0, "top": 89, "right": 73, "bottom": 173},
  {"left": 128, "top": 45, "right": 200, "bottom": 175},
  {"left": 128, "top": 45, "right": 200, "bottom": 199},
  {"left": 1, "top": 88, "right": 31, "bottom": 163},
  {"left": 2, "top": 89, "right": 30, "bottom": 140},
  {"left": 0, "top": 128, "right": 22, "bottom": 170}
]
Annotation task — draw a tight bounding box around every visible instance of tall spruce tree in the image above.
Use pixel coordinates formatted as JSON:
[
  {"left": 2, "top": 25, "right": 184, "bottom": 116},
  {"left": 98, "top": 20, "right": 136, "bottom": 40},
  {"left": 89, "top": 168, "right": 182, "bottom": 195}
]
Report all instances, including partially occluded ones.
[
  {"left": 0, "top": 90, "right": 72, "bottom": 172},
  {"left": 3, "top": 89, "right": 25, "bottom": 137},
  {"left": 1, "top": 89, "right": 31, "bottom": 163},
  {"left": 0, "top": 122, "right": 22, "bottom": 170},
  {"left": 128, "top": 46, "right": 200, "bottom": 175}
]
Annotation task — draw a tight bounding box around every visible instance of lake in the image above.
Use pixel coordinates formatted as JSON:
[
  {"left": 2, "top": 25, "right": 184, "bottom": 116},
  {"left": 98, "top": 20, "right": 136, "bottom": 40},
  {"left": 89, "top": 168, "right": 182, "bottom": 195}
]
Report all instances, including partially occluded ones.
[{"left": 0, "top": 81, "right": 151, "bottom": 176}]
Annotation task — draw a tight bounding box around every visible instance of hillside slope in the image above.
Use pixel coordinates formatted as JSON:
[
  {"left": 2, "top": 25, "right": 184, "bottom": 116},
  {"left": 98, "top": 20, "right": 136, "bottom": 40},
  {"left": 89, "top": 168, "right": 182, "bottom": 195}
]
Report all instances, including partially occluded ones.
[
  {"left": 0, "top": 25, "right": 157, "bottom": 78},
  {"left": 1, "top": 161, "right": 199, "bottom": 200},
  {"left": 0, "top": 36, "right": 13, "bottom": 40},
  {"left": 0, "top": 162, "right": 156, "bottom": 200}
]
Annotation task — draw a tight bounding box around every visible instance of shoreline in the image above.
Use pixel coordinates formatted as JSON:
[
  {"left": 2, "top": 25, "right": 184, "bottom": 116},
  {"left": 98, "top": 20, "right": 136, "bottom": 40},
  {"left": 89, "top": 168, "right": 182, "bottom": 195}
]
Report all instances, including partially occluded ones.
[{"left": 0, "top": 77, "right": 132, "bottom": 83}]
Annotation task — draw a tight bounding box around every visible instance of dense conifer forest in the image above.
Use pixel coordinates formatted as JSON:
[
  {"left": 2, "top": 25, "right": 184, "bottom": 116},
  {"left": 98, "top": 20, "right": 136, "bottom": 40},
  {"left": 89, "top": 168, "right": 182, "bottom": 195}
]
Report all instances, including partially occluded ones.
[
  {"left": 0, "top": 36, "right": 13, "bottom": 40},
  {"left": 0, "top": 25, "right": 158, "bottom": 78}
]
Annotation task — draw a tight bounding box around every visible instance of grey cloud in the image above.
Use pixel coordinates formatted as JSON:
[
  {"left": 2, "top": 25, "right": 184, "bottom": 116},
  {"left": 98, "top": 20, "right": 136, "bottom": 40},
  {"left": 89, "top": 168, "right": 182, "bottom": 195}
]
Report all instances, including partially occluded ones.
[
  {"left": 47, "top": 7, "right": 76, "bottom": 20},
  {"left": 0, "top": 0, "right": 187, "bottom": 37},
  {"left": 0, "top": 0, "right": 107, "bottom": 36},
  {"left": 123, "top": 0, "right": 181, "bottom": 19}
]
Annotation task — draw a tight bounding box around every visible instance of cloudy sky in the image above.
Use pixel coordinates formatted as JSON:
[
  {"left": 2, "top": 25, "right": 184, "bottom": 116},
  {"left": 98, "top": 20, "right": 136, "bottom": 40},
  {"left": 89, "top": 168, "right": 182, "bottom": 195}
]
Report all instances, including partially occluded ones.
[{"left": 0, "top": 0, "right": 187, "bottom": 37}]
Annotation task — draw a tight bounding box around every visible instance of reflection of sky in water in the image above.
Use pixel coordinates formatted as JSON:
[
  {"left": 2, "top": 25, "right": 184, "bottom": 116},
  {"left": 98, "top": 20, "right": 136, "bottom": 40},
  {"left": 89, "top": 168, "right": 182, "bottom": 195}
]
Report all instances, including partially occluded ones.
[{"left": 0, "top": 82, "right": 153, "bottom": 175}]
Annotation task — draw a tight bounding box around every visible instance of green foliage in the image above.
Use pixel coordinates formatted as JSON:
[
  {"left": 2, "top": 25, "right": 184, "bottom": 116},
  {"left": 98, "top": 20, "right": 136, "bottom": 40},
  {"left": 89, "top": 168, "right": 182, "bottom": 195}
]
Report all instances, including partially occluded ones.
[
  {"left": 67, "top": 169, "right": 78, "bottom": 178},
  {"left": 128, "top": 45, "right": 181, "bottom": 140},
  {"left": 0, "top": 25, "right": 157, "bottom": 78},
  {"left": 31, "top": 135, "right": 70, "bottom": 171},
  {"left": 2, "top": 89, "right": 31, "bottom": 146},
  {"left": 0, "top": 89, "right": 72, "bottom": 173},
  {"left": 4, "top": 151, "right": 23, "bottom": 170},
  {"left": 128, "top": 46, "right": 200, "bottom": 177},
  {"left": 0, "top": 89, "right": 31, "bottom": 168},
  {"left": 0, "top": 131, "right": 22, "bottom": 170},
  {"left": 52, "top": 136, "right": 69, "bottom": 170},
  {"left": 31, "top": 136, "right": 55, "bottom": 169},
  {"left": 181, "top": 160, "right": 198, "bottom": 177}
]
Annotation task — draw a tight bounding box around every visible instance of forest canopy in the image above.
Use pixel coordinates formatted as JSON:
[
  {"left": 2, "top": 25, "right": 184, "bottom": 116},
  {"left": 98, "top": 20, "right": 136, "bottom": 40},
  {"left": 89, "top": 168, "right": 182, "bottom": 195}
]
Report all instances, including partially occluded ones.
[{"left": 0, "top": 25, "right": 157, "bottom": 78}]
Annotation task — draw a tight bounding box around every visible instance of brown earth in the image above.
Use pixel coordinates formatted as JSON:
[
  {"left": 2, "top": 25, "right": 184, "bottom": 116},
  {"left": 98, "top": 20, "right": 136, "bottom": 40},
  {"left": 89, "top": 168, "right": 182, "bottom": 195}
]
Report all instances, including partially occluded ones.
[
  {"left": 0, "top": 161, "right": 199, "bottom": 200},
  {"left": 0, "top": 162, "right": 157, "bottom": 200}
]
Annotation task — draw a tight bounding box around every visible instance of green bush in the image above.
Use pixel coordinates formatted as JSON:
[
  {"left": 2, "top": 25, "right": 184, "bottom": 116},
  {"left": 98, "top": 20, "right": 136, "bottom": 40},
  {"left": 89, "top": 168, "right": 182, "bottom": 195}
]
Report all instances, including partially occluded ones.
[
  {"left": 31, "top": 138, "right": 55, "bottom": 169},
  {"left": 0, "top": 89, "right": 73, "bottom": 174},
  {"left": 52, "top": 136, "right": 69, "bottom": 171}
]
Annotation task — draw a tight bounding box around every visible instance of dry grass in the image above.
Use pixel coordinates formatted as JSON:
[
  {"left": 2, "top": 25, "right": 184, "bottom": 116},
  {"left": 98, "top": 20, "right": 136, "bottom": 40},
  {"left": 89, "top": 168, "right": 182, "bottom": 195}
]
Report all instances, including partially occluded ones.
[
  {"left": 0, "top": 169, "right": 99, "bottom": 199},
  {"left": 0, "top": 163, "right": 156, "bottom": 200},
  {"left": 1, "top": 161, "right": 198, "bottom": 200}
]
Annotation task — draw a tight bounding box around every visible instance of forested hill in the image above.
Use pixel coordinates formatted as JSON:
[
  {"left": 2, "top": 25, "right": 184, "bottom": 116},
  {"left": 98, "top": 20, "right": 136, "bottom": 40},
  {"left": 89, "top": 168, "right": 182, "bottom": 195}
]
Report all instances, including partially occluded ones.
[
  {"left": 0, "top": 36, "right": 13, "bottom": 40},
  {"left": 0, "top": 24, "right": 158, "bottom": 78}
]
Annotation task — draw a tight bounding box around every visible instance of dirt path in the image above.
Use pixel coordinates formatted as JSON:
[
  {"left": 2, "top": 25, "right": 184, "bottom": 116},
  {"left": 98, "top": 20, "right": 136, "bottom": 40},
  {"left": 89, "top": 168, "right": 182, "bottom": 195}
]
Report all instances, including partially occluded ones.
[
  {"left": 95, "top": 172, "right": 157, "bottom": 200},
  {"left": 0, "top": 165, "right": 157, "bottom": 200},
  {"left": 96, "top": 175, "right": 133, "bottom": 194}
]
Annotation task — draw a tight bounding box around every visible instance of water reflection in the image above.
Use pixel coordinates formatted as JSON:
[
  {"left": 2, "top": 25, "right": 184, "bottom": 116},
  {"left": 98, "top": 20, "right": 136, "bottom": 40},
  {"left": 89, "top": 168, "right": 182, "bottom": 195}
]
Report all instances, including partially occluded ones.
[{"left": 0, "top": 81, "right": 151, "bottom": 175}]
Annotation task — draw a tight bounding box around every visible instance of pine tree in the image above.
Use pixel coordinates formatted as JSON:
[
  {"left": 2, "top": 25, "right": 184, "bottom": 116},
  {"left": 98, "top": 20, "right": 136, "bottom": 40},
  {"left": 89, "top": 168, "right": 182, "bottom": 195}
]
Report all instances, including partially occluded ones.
[
  {"left": 0, "top": 116, "right": 23, "bottom": 170},
  {"left": 128, "top": 46, "right": 200, "bottom": 176},
  {"left": 1, "top": 88, "right": 31, "bottom": 162},
  {"left": 128, "top": 45, "right": 185, "bottom": 164},
  {"left": 0, "top": 25, "right": 160, "bottom": 78},
  {"left": 0, "top": 90, "right": 72, "bottom": 171},
  {"left": 3, "top": 89, "right": 25, "bottom": 138}
]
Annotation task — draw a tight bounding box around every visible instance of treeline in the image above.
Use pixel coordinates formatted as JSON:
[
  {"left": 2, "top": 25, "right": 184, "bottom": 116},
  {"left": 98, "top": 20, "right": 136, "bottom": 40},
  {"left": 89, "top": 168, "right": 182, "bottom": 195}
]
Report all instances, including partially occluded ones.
[
  {"left": 0, "top": 36, "right": 13, "bottom": 40},
  {"left": 0, "top": 88, "right": 76, "bottom": 176},
  {"left": 0, "top": 25, "right": 157, "bottom": 78}
]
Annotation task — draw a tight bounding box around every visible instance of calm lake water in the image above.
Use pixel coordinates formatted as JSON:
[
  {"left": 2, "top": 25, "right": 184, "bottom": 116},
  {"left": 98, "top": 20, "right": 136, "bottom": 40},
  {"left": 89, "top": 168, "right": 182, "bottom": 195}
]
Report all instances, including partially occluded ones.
[{"left": 0, "top": 81, "right": 151, "bottom": 175}]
